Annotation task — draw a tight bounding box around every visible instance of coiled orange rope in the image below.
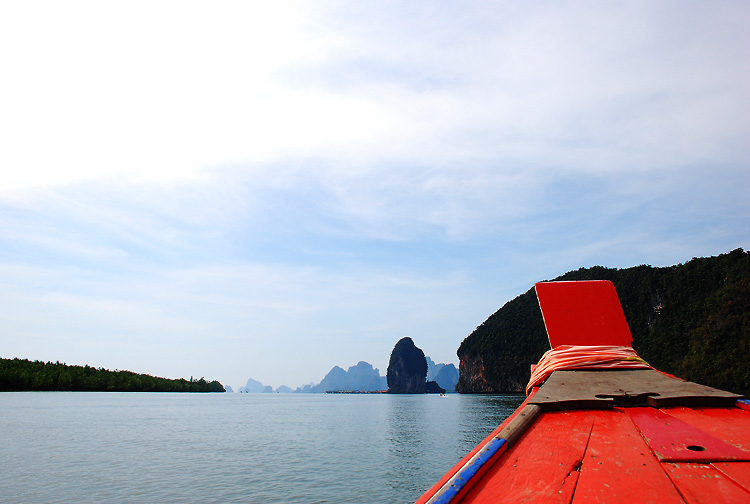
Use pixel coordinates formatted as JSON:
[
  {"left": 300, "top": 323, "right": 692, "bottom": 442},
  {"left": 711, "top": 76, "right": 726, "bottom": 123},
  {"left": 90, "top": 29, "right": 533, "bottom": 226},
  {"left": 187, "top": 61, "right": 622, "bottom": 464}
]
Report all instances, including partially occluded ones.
[{"left": 526, "top": 345, "right": 651, "bottom": 395}]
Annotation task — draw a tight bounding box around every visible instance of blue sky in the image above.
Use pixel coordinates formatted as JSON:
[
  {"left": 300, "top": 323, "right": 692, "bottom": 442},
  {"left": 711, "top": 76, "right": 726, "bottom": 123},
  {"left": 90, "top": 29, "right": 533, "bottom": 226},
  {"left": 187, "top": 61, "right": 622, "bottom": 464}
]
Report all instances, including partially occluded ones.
[{"left": 1, "top": 1, "right": 748, "bottom": 390}]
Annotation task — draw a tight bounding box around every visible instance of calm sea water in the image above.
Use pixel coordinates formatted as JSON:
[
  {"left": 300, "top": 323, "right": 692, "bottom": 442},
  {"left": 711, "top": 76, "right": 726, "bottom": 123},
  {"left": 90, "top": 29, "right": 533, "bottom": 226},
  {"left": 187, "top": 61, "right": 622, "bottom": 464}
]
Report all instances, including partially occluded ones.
[{"left": 1, "top": 392, "right": 524, "bottom": 503}]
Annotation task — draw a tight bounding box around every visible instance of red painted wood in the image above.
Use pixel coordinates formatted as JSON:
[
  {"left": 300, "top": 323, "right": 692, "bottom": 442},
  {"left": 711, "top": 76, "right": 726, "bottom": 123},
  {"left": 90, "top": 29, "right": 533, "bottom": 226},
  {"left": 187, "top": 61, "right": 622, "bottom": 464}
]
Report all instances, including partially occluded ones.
[
  {"left": 535, "top": 281, "right": 632, "bottom": 348},
  {"left": 663, "top": 406, "right": 750, "bottom": 451},
  {"left": 448, "top": 441, "right": 510, "bottom": 504},
  {"left": 628, "top": 407, "right": 750, "bottom": 462},
  {"left": 712, "top": 462, "right": 750, "bottom": 492},
  {"left": 662, "top": 462, "right": 750, "bottom": 503},
  {"left": 460, "top": 411, "right": 596, "bottom": 504},
  {"left": 572, "top": 409, "right": 684, "bottom": 503}
]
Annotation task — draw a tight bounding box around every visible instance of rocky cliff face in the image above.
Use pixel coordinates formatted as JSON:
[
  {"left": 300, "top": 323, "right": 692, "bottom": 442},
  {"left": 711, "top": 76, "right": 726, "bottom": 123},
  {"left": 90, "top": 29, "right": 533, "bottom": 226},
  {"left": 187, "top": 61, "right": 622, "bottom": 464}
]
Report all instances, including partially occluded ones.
[
  {"left": 455, "top": 286, "right": 548, "bottom": 394},
  {"left": 387, "top": 337, "right": 443, "bottom": 393},
  {"left": 455, "top": 249, "right": 750, "bottom": 395},
  {"left": 456, "top": 354, "right": 525, "bottom": 393},
  {"left": 387, "top": 337, "right": 427, "bottom": 393}
]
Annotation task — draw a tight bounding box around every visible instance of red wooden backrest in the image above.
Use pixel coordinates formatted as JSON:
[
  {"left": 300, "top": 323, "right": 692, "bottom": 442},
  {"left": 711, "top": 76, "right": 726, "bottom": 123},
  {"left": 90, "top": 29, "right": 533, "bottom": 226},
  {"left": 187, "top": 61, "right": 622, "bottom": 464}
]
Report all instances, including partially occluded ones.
[{"left": 535, "top": 280, "right": 633, "bottom": 348}]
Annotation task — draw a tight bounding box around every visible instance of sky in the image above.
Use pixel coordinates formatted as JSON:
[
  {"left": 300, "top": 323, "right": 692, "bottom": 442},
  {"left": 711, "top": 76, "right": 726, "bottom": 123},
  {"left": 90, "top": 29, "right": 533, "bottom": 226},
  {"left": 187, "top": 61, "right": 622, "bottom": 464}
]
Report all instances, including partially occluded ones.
[{"left": 1, "top": 1, "right": 748, "bottom": 391}]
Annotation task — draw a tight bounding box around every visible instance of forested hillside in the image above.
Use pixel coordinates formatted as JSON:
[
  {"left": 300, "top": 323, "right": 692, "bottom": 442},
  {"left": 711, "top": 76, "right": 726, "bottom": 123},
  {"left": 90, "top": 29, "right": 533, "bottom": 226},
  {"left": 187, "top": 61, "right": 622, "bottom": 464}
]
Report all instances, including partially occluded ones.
[
  {"left": 456, "top": 248, "right": 749, "bottom": 395},
  {"left": 0, "top": 358, "right": 225, "bottom": 392}
]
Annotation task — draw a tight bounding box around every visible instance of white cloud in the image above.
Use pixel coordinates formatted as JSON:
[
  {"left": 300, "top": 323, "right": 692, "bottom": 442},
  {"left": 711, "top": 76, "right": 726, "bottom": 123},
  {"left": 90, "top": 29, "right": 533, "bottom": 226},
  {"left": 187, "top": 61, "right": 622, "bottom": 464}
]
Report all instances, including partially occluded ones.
[
  {"left": 1, "top": 1, "right": 331, "bottom": 188},
  {"left": 3, "top": 1, "right": 748, "bottom": 195}
]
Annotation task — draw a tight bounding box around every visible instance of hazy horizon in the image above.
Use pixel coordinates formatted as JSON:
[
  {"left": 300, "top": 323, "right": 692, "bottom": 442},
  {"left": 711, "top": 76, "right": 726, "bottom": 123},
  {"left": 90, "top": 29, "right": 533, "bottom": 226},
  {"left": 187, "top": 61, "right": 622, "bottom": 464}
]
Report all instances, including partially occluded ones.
[{"left": 2, "top": 1, "right": 748, "bottom": 390}]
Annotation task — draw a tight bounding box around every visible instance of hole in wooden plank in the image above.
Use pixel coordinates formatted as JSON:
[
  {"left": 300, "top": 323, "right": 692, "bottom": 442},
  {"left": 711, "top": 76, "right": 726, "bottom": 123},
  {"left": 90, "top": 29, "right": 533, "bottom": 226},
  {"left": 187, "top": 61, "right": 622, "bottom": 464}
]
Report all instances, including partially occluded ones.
[{"left": 686, "top": 445, "right": 706, "bottom": 452}]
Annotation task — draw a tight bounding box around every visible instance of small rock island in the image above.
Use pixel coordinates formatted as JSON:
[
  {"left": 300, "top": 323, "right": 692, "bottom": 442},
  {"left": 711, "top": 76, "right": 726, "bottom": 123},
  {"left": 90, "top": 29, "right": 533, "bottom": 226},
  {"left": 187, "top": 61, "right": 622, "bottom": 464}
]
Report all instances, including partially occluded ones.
[{"left": 386, "top": 337, "right": 445, "bottom": 394}]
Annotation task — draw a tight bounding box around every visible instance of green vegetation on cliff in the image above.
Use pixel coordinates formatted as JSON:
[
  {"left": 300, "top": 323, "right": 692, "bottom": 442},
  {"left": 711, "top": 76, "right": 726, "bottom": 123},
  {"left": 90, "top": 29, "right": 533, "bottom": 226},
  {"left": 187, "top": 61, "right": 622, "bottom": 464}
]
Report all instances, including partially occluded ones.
[
  {"left": 456, "top": 248, "right": 750, "bottom": 395},
  {"left": 0, "top": 358, "right": 225, "bottom": 392}
]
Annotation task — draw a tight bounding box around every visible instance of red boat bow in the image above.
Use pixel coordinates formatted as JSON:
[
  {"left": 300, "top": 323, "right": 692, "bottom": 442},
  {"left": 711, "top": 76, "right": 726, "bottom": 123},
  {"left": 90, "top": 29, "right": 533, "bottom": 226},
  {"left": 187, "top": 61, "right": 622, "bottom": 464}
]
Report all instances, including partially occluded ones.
[{"left": 417, "top": 281, "right": 749, "bottom": 504}]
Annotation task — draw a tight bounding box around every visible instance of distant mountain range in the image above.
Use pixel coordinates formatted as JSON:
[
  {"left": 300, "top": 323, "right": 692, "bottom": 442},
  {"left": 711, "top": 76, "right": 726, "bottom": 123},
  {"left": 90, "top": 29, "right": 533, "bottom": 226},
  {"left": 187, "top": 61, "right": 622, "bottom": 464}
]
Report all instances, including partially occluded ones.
[
  {"left": 307, "top": 361, "right": 387, "bottom": 393},
  {"left": 426, "top": 357, "right": 459, "bottom": 392},
  {"left": 237, "top": 377, "right": 273, "bottom": 393},
  {"left": 237, "top": 357, "right": 458, "bottom": 393}
]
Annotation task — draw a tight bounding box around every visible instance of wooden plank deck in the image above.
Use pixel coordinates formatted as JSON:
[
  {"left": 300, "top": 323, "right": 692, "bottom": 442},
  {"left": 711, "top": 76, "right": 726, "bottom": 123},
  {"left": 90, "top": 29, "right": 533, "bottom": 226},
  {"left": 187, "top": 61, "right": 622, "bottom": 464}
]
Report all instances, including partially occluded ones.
[
  {"left": 460, "top": 411, "right": 596, "bottom": 504},
  {"left": 662, "top": 406, "right": 750, "bottom": 451},
  {"left": 529, "top": 370, "right": 741, "bottom": 412},
  {"left": 571, "top": 409, "right": 684, "bottom": 503},
  {"left": 418, "top": 402, "right": 750, "bottom": 503},
  {"left": 662, "top": 462, "right": 750, "bottom": 503},
  {"left": 627, "top": 407, "right": 750, "bottom": 462},
  {"left": 712, "top": 462, "right": 750, "bottom": 492}
]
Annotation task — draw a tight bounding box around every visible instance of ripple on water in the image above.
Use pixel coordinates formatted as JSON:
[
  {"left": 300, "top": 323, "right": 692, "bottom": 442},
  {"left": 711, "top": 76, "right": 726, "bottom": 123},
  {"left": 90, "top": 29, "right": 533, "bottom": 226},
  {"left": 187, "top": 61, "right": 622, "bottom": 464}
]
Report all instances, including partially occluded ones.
[{"left": 0, "top": 392, "right": 523, "bottom": 503}]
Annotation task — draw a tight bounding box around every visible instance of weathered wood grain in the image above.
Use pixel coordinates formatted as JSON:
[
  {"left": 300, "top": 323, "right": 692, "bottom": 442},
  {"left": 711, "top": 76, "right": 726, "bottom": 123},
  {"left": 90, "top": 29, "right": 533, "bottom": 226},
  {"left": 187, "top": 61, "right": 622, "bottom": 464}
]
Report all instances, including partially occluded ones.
[
  {"left": 663, "top": 406, "right": 750, "bottom": 451},
  {"left": 662, "top": 463, "right": 750, "bottom": 503},
  {"left": 572, "top": 409, "right": 684, "bottom": 503},
  {"left": 712, "top": 462, "right": 750, "bottom": 492},
  {"left": 628, "top": 407, "right": 750, "bottom": 462},
  {"left": 461, "top": 411, "right": 595, "bottom": 504},
  {"left": 529, "top": 370, "right": 741, "bottom": 411}
]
